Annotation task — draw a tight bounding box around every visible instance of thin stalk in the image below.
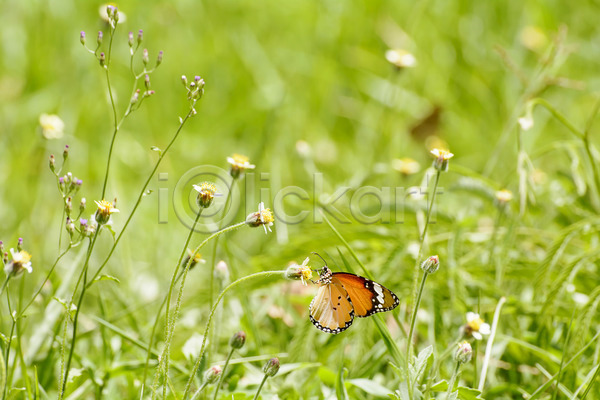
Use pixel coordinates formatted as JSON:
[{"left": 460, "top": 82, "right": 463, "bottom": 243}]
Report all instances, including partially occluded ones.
[
  {"left": 406, "top": 271, "right": 429, "bottom": 400},
  {"left": 190, "top": 382, "right": 208, "bottom": 400},
  {"left": 213, "top": 348, "right": 235, "bottom": 400},
  {"left": 100, "top": 24, "right": 118, "bottom": 199},
  {"left": 209, "top": 181, "right": 235, "bottom": 305},
  {"left": 16, "top": 278, "right": 32, "bottom": 399},
  {"left": 478, "top": 297, "right": 506, "bottom": 392},
  {"left": 410, "top": 170, "right": 441, "bottom": 313},
  {"left": 0, "top": 274, "right": 11, "bottom": 297},
  {"left": 580, "top": 363, "right": 600, "bottom": 399},
  {"left": 3, "top": 291, "right": 15, "bottom": 400},
  {"left": 550, "top": 307, "right": 576, "bottom": 400},
  {"left": 252, "top": 374, "right": 269, "bottom": 400},
  {"left": 152, "top": 221, "right": 248, "bottom": 399},
  {"left": 445, "top": 362, "right": 461, "bottom": 399},
  {"left": 60, "top": 230, "right": 100, "bottom": 395},
  {"left": 423, "top": 339, "right": 460, "bottom": 399},
  {"left": 19, "top": 246, "right": 71, "bottom": 316},
  {"left": 182, "top": 270, "right": 286, "bottom": 400},
  {"left": 88, "top": 107, "right": 196, "bottom": 286},
  {"left": 159, "top": 210, "right": 204, "bottom": 398}
]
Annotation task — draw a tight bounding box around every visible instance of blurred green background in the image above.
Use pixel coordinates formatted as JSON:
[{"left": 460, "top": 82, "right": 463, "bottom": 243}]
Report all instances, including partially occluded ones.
[{"left": 1, "top": 0, "right": 600, "bottom": 398}]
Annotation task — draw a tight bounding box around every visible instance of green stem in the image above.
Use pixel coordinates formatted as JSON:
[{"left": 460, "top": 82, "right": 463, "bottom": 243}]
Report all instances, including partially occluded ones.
[
  {"left": 88, "top": 107, "right": 196, "bottom": 287},
  {"left": 101, "top": 24, "right": 118, "bottom": 200},
  {"left": 410, "top": 170, "right": 441, "bottom": 307},
  {"left": 213, "top": 348, "right": 235, "bottom": 400},
  {"left": 19, "top": 247, "right": 71, "bottom": 316},
  {"left": 406, "top": 271, "right": 429, "bottom": 399},
  {"left": 253, "top": 374, "right": 269, "bottom": 400},
  {"left": 182, "top": 270, "right": 286, "bottom": 400},
  {"left": 209, "top": 181, "right": 235, "bottom": 306},
  {"left": 478, "top": 297, "right": 506, "bottom": 392},
  {"left": 3, "top": 291, "right": 15, "bottom": 400},
  {"left": 190, "top": 382, "right": 208, "bottom": 400},
  {"left": 16, "top": 278, "right": 32, "bottom": 399},
  {"left": 60, "top": 230, "right": 100, "bottom": 395},
  {"left": 158, "top": 209, "right": 203, "bottom": 398},
  {"left": 445, "top": 362, "right": 461, "bottom": 399},
  {"left": 0, "top": 274, "right": 11, "bottom": 297},
  {"left": 423, "top": 339, "right": 460, "bottom": 399}
]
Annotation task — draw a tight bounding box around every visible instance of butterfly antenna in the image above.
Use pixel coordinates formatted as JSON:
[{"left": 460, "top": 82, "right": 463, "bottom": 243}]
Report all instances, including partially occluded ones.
[{"left": 311, "top": 252, "right": 328, "bottom": 267}]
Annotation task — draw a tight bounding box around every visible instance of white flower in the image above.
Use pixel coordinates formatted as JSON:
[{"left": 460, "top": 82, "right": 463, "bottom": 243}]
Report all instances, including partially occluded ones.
[
  {"left": 245, "top": 202, "right": 274, "bottom": 234},
  {"left": 466, "top": 312, "right": 491, "bottom": 340},
  {"left": 4, "top": 249, "right": 33, "bottom": 276},
  {"left": 39, "top": 114, "right": 64, "bottom": 139},
  {"left": 385, "top": 49, "right": 417, "bottom": 68}
]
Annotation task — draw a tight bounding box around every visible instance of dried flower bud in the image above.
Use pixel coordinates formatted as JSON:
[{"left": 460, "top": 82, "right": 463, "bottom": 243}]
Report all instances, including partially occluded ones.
[
  {"left": 66, "top": 217, "right": 75, "bottom": 236},
  {"left": 229, "top": 331, "right": 246, "bottom": 350},
  {"left": 65, "top": 197, "right": 72, "bottom": 214},
  {"left": 99, "top": 52, "right": 106, "bottom": 67},
  {"left": 144, "top": 74, "right": 151, "bottom": 90},
  {"left": 142, "top": 48, "right": 149, "bottom": 65},
  {"left": 49, "top": 154, "right": 56, "bottom": 172},
  {"left": 455, "top": 341, "right": 473, "bottom": 364},
  {"left": 203, "top": 366, "right": 222, "bottom": 384},
  {"left": 79, "top": 198, "right": 86, "bottom": 212},
  {"left": 128, "top": 31, "right": 134, "bottom": 47},
  {"left": 137, "top": 29, "right": 143, "bottom": 45},
  {"left": 97, "top": 31, "right": 103, "bottom": 46},
  {"left": 156, "top": 50, "right": 163, "bottom": 67},
  {"left": 80, "top": 31, "right": 86, "bottom": 45},
  {"left": 263, "top": 358, "right": 280, "bottom": 377}
]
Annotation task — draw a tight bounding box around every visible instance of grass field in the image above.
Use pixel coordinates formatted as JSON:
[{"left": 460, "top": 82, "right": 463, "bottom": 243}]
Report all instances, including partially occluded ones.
[{"left": 1, "top": 0, "right": 600, "bottom": 399}]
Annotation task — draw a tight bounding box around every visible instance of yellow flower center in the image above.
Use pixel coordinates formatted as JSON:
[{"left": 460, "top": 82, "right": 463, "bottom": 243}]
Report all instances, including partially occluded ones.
[
  {"left": 231, "top": 154, "right": 249, "bottom": 165},
  {"left": 467, "top": 317, "right": 484, "bottom": 332},
  {"left": 260, "top": 208, "right": 274, "bottom": 224},
  {"left": 13, "top": 251, "right": 32, "bottom": 264},
  {"left": 430, "top": 148, "right": 454, "bottom": 161},
  {"left": 495, "top": 189, "right": 513, "bottom": 203}
]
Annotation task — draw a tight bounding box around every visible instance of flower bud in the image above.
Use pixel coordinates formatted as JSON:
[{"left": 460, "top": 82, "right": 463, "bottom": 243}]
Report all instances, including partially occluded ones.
[
  {"left": 0, "top": 241, "right": 3, "bottom": 254},
  {"left": 97, "top": 31, "right": 103, "bottom": 46},
  {"left": 144, "top": 74, "right": 151, "bottom": 90},
  {"left": 79, "top": 198, "right": 86, "bottom": 213},
  {"left": 263, "top": 358, "right": 280, "bottom": 377},
  {"left": 203, "top": 366, "right": 222, "bottom": 384},
  {"left": 59, "top": 177, "right": 65, "bottom": 192},
  {"left": 99, "top": 52, "right": 106, "bottom": 67},
  {"left": 137, "top": 29, "right": 143, "bottom": 45},
  {"left": 181, "top": 75, "right": 188, "bottom": 87},
  {"left": 229, "top": 331, "right": 246, "bottom": 350},
  {"left": 142, "top": 48, "right": 149, "bottom": 65},
  {"left": 49, "top": 154, "right": 55, "bottom": 172},
  {"left": 455, "top": 341, "right": 472, "bottom": 364},
  {"left": 112, "top": 6, "right": 119, "bottom": 22},
  {"left": 128, "top": 31, "right": 134, "bottom": 47},
  {"left": 80, "top": 31, "right": 86, "bottom": 46},
  {"left": 3, "top": 252, "right": 8, "bottom": 265},
  {"left": 66, "top": 217, "right": 75, "bottom": 236},
  {"left": 65, "top": 197, "right": 72, "bottom": 214},
  {"left": 421, "top": 255, "right": 439, "bottom": 274},
  {"left": 17, "top": 238, "right": 23, "bottom": 252},
  {"left": 156, "top": 50, "right": 163, "bottom": 67},
  {"left": 106, "top": 5, "right": 114, "bottom": 18},
  {"left": 63, "top": 145, "right": 69, "bottom": 161}
]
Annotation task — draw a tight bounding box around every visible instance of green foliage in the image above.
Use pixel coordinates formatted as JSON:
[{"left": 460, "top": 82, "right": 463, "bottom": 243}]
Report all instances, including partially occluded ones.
[{"left": 1, "top": 0, "right": 600, "bottom": 399}]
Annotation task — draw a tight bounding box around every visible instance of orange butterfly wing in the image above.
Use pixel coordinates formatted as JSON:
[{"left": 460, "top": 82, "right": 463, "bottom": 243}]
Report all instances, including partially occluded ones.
[
  {"left": 309, "top": 281, "right": 354, "bottom": 334},
  {"left": 332, "top": 273, "right": 399, "bottom": 317}
]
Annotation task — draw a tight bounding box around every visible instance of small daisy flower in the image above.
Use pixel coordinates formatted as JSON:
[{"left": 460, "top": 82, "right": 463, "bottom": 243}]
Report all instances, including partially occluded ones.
[
  {"left": 245, "top": 202, "right": 274, "bottom": 233},
  {"left": 392, "top": 157, "right": 421, "bottom": 176},
  {"left": 463, "top": 312, "right": 491, "bottom": 340},
  {"left": 430, "top": 148, "right": 454, "bottom": 172},
  {"left": 420, "top": 255, "right": 440, "bottom": 274},
  {"left": 183, "top": 249, "right": 206, "bottom": 270},
  {"left": 495, "top": 189, "right": 513, "bottom": 206},
  {"left": 227, "top": 154, "right": 255, "bottom": 179},
  {"left": 193, "top": 182, "right": 218, "bottom": 208},
  {"left": 39, "top": 114, "right": 65, "bottom": 139},
  {"left": 4, "top": 249, "right": 33, "bottom": 276},
  {"left": 285, "top": 257, "right": 313, "bottom": 285},
  {"left": 385, "top": 49, "right": 417, "bottom": 68},
  {"left": 94, "top": 199, "right": 119, "bottom": 225}
]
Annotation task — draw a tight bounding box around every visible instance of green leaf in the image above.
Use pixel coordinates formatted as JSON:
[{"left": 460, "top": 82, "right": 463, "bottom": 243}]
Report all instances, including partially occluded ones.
[
  {"left": 448, "top": 390, "right": 458, "bottom": 400},
  {"left": 336, "top": 367, "right": 349, "bottom": 400},
  {"left": 347, "top": 379, "right": 393, "bottom": 398},
  {"left": 457, "top": 386, "right": 484, "bottom": 400},
  {"left": 396, "top": 382, "right": 410, "bottom": 400},
  {"left": 430, "top": 380, "right": 448, "bottom": 391},
  {"left": 93, "top": 274, "right": 121, "bottom": 284},
  {"left": 413, "top": 345, "right": 433, "bottom": 382}
]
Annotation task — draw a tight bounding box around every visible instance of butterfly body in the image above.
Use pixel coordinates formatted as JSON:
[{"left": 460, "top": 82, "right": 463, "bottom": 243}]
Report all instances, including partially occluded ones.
[{"left": 309, "top": 266, "right": 399, "bottom": 334}]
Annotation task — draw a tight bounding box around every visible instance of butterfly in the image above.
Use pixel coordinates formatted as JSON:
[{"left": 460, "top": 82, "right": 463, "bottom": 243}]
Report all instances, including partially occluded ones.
[{"left": 309, "top": 262, "right": 399, "bottom": 334}]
